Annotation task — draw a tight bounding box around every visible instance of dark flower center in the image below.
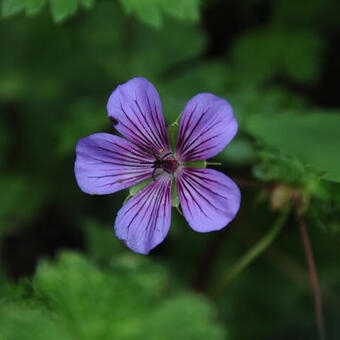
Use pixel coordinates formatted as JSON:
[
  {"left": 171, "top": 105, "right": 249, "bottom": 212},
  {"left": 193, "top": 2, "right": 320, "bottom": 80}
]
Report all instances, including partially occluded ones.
[
  {"left": 160, "top": 157, "right": 178, "bottom": 173},
  {"left": 151, "top": 153, "right": 179, "bottom": 180}
]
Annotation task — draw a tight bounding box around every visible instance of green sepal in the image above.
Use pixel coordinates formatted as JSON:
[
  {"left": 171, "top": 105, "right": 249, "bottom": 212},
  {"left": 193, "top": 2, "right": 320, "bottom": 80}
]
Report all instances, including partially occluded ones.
[
  {"left": 176, "top": 205, "right": 184, "bottom": 216},
  {"left": 171, "top": 180, "right": 180, "bottom": 207},
  {"left": 183, "top": 160, "right": 207, "bottom": 168},
  {"left": 122, "top": 194, "right": 132, "bottom": 205},
  {"left": 167, "top": 121, "right": 179, "bottom": 151},
  {"left": 129, "top": 178, "right": 152, "bottom": 196}
]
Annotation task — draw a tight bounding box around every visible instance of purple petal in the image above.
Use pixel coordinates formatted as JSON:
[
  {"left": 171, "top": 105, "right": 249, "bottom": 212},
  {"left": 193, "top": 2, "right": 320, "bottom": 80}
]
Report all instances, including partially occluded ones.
[
  {"left": 75, "top": 133, "right": 154, "bottom": 195},
  {"left": 107, "top": 77, "right": 171, "bottom": 155},
  {"left": 114, "top": 174, "right": 172, "bottom": 254},
  {"left": 176, "top": 168, "right": 240, "bottom": 232},
  {"left": 176, "top": 93, "right": 238, "bottom": 162}
]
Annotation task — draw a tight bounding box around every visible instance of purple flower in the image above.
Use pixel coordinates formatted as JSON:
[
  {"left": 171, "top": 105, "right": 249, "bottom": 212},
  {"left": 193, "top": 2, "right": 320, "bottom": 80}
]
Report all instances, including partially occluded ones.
[{"left": 75, "top": 77, "right": 240, "bottom": 254}]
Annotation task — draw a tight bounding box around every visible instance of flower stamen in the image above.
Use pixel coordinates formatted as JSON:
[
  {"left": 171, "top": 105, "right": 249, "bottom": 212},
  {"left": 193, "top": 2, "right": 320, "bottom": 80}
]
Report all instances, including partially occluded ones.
[{"left": 151, "top": 152, "right": 179, "bottom": 180}]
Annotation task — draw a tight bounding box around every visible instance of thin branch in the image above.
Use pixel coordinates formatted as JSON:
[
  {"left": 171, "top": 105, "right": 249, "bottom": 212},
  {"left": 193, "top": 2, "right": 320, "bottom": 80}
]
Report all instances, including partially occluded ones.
[
  {"left": 298, "top": 215, "right": 325, "bottom": 340},
  {"left": 210, "top": 205, "right": 291, "bottom": 299},
  {"left": 239, "top": 228, "right": 340, "bottom": 314}
]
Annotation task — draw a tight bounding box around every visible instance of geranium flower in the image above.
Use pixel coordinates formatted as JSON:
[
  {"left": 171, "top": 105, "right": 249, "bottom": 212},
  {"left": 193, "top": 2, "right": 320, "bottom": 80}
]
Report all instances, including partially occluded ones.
[{"left": 75, "top": 77, "right": 240, "bottom": 254}]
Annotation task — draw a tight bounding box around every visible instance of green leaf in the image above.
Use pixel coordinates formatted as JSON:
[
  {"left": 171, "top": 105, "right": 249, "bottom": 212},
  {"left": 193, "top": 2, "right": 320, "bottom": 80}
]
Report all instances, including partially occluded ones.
[
  {"left": 0, "top": 249, "right": 227, "bottom": 339},
  {"left": 119, "top": 0, "right": 200, "bottom": 28},
  {"left": 159, "top": 62, "right": 232, "bottom": 122},
  {"left": 1, "top": 0, "right": 24, "bottom": 17},
  {"left": 140, "top": 295, "right": 225, "bottom": 340},
  {"left": 33, "top": 252, "right": 162, "bottom": 339},
  {"left": 30, "top": 251, "right": 226, "bottom": 339},
  {"left": 160, "top": 0, "right": 199, "bottom": 22},
  {"left": 231, "top": 29, "right": 324, "bottom": 84},
  {"left": 57, "top": 98, "right": 106, "bottom": 155},
  {"left": 119, "top": 0, "right": 162, "bottom": 28},
  {"left": 50, "top": 0, "right": 78, "bottom": 22},
  {"left": 129, "top": 178, "right": 152, "bottom": 196},
  {"left": 79, "top": 0, "right": 94, "bottom": 9},
  {"left": 128, "top": 17, "right": 205, "bottom": 81},
  {"left": 253, "top": 150, "right": 312, "bottom": 184},
  {"left": 0, "top": 305, "right": 70, "bottom": 340},
  {"left": 218, "top": 137, "right": 256, "bottom": 166},
  {"left": 25, "top": 0, "right": 46, "bottom": 16},
  {"left": 2, "top": 0, "right": 94, "bottom": 20},
  {"left": 83, "top": 220, "right": 122, "bottom": 262},
  {"left": 246, "top": 111, "right": 340, "bottom": 183}
]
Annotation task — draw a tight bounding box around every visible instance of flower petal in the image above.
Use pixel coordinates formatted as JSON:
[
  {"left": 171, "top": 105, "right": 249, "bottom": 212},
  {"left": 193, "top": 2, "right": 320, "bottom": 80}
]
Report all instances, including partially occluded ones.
[
  {"left": 176, "top": 168, "right": 240, "bottom": 232},
  {"left": 107, "top": 77, "right": 170, "bottom": 155},
  {"left": 176, "top": 93, "right": 237, "bottom": 162},
  {"left": 114, "top": 174, "right": 172, "bottom": 254},
  {"left": 75, "top": 133, "right": 154, "bottom": 195}
]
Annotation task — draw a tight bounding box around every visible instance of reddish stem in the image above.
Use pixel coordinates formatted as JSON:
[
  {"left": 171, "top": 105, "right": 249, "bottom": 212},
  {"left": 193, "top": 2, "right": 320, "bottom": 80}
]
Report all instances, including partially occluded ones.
[{"left": 298, "top": 216, "right": 325, "bottom": 340}]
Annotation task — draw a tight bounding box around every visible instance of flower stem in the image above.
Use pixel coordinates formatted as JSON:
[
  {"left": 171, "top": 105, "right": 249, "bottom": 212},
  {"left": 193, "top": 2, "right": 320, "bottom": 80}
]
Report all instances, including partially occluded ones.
[
  {"left": 122, "top": 194, "right": 132, "bottom": 205},
  {"left": 176, "top": 205, "right": 184, "bottom": 216},
  {"left": 175, "top": 112, "right": 182, "bottom": 124},
  {"left": 298, "top": 215, "right": 325, "bottom": 340},
  {"left": 210, "top": 204, "right": 291, "bottom": 299},
  {"left": 206, "top": 161, "right": 222, "bottom": 166}
]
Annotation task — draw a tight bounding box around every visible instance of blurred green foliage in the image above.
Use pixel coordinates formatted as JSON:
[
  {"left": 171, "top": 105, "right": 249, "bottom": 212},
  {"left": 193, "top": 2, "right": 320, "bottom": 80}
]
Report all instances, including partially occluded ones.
[
  {"left": 231, "top": 29, "right": 324, "bottom": 84},
  {"left": 0, "top": 251, "right": 225, "bottom": 339},
  {"left": 0, "top": 0, "right": 340, "bottom": 339},
  {"left": 1, "top": 0, "right": 200, "bottom": 26},
  {"left": 119, "top": 0, "right": 200, "bottom": 28},
  {"left": 1, "top": 0, "right": 94, "bottom": 21},
  {"left": 246, "top": 111, "right": 340, "bottom": 183}
]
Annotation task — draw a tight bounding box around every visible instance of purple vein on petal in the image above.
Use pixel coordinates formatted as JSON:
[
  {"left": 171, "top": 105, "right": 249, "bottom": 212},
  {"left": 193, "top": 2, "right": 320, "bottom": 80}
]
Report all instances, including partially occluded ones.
[
  {"left": 180, "top": 131, "right": 224, "bottom": 159},
  {"left": 177, "top": 174, "right": 204, "bottom": 219},
  {"left": 177, "top": 106, "right": 206, "bottom": 155},
  {"left": 107, "top": 77, "right": 170, "bottom": 154},
  {"left": 133, "top": 99, "right": 165, "bottom": 150},
  {"left": 185, "top": 172, "right": 228, "bottom": 200},
  {"left": 114, "top": 174, "right": 172, "bottom": 254},
  {"left": 106, "top": 140, "right": 154, "bottom": 161},
  {"left": 176, "top": 101, "right": 199, "bottom": 149},
  {"left": 146, "top": 95, "right": 169, "bottom": 148},
  {"left": 74, "top": 133, "right": 154, "bottom": 195},
  {"left": 91, "top": 146, "right": 153, "bottom": 167},
  {"left": 176, "top": 168, "right": 241, "bottom": 232},
  {"left": 176, "top": 93, "right": 238, "bottom": 162},
  {"left": 178, "top": 176, "right": 218, "bottom": 218},
  {"left": 119, "top": 102, "right": 154, "bottom": 151}
]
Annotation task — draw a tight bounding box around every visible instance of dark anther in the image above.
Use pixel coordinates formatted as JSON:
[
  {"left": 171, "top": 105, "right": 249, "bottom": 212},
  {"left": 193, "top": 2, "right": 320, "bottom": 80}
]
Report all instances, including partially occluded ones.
[
  {"left": 151, "top": 152, "right": 178, "bottom": 180},
  {"left": 109, "top": 116, "right": 119, "bottom": 126},
  {"left": 151, "top": 167, "right": 158, "bottom": 181}
]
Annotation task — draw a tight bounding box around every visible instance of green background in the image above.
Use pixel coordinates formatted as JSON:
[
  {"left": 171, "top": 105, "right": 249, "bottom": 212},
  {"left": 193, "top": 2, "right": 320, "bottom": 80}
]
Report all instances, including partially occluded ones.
[{"left": 1, "top": 0, "right": 340, "bottom": 339}]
